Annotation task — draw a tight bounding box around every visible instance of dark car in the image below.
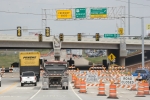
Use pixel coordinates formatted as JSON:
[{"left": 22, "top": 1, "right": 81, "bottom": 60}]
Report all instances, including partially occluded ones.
[{"left": 132, "top": 68, "right": 150, "bottom": 81}]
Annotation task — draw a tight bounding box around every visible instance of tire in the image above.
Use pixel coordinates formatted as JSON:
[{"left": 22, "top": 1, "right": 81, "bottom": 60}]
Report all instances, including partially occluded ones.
[
  {"left": 66, "top": 86, "right": 68, "bottom": 90},
  {"left": 62, "top": 86, "right": 65, "bottom": 90},
  {"left": 0, "top": 81, "right": 1, "bottom": 87},
  {"left": 37, "top": 76, "right": 39, "bottom": 82},
  {"left": 34, "top": 83, "right": 37, "bottom": 86},
  {"left": 21, "top": 83, "right": 24, "bottom": 87}
]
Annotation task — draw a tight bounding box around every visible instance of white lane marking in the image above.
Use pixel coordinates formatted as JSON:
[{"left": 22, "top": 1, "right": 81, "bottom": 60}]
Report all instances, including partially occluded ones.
[
  {"left": 29, "top": 86, "right": 41, "bottom": 99},
  {"left": 69, "top": 82, "right": 83, "bottom": 100}
]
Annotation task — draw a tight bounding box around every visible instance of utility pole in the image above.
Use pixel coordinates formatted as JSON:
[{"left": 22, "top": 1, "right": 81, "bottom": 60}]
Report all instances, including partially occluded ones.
[
  {"left": 141, "top": 17, "right": 145, "bottom": 69},
  {"left": 128, "top": 0, "right": 130, "bottom": 36}
]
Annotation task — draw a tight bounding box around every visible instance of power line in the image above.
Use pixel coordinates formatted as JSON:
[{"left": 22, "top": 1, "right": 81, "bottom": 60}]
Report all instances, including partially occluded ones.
[
  {"left": 0, "top": 7, "right": 150, "bottom": 19},
  {"left": 0, "top": 10, "right": 42, "bottom": 15},
  {"left": 116, "top": 0, "right": 150, "bottom": 7},
  {"left": 1, "top": 0, "right": 80, "bottom": 6}
]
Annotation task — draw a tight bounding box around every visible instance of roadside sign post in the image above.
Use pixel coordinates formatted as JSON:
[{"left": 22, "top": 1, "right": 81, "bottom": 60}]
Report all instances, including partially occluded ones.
[
  {"left": 104, "top": 34, "right": 120, "bottom": 38},
  {"left": 75, "top": 8, "right": 86, "bottom": 18}
]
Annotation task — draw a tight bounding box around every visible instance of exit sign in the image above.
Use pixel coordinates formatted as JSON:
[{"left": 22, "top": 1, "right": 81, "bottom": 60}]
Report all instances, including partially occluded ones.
[{"left": 104, "top": 34, "right": 120, "bottom": 38}]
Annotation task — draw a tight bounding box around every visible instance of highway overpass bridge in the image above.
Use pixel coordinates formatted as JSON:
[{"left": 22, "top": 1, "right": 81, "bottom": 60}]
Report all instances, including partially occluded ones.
[
  {"left": 0, "top": 35, "right": 150, "bottom": 49},
  {"left": 0, "top": 35, "right": 150, "bottom": 66}
]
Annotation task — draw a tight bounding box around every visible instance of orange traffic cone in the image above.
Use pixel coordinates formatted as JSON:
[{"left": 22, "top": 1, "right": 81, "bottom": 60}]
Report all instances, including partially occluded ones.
[
  {"left": 71, "top": 74, "right": 75, "bottom": 83},
  {"left": 135, "top": 81, "right": 145, "bottom": 97},
  {"left": 74, "top": 78, "right": 80, "bottom": 89},
  {"left": 97, "top": 79, "right": 106, "bottom": 96},
  {"left": 79, "top": 80, "right": 87, "bottom": 93},
  {"left": 143, "top": 81, "right": 150, "bottom": 95},
  {"left": 107, "top": 81, "right": 118, "bottom": 99}
]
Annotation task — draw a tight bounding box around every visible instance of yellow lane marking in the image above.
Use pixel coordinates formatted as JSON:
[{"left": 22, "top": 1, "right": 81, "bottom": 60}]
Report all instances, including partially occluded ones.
[{"left": 0, "top": 82, "right": 18, "bottom": 94}]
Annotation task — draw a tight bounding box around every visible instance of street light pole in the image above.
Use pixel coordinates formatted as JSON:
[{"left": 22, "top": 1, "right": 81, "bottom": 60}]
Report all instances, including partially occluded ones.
[
  {"left": 141, "top": 17, "right": 145, "bottom": 69},
  {"left": 128, "top": 0, "right": 130, "bottom": 36}
]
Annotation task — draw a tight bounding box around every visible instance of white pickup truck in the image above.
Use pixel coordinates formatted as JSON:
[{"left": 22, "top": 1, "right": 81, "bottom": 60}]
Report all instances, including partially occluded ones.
[{"left": 20, "top": 71, "right": 37, "bottom": 87}]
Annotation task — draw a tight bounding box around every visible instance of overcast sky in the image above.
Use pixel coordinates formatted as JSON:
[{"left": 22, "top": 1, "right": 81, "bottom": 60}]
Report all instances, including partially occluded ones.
[{"left": 0, "top": 0, "right": 150, "bottom": 36}]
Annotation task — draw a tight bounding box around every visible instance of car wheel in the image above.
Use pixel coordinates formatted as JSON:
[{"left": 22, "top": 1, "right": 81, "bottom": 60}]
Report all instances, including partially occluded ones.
[
  {"left": 34, "top": 83, "right": 37, "bottom": 86},
  {"left": 66, "top": 86, "right": 68, "bottom": 90},
  {"left": 21, "top": 83, "right": 24, "bottom": 87},
  {"left": 62, "top": 86, "right": 65, "bottom": 90}
]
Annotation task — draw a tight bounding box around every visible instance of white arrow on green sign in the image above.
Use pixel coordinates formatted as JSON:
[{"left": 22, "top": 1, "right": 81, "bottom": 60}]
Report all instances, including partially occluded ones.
[{"left": 75, "top": 8, "right": 86, "bottom": 18}]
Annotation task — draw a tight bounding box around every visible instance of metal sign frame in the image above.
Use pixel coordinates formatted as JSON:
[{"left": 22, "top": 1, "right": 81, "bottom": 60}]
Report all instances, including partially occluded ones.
[{"left": 41, "top": 6, "right": 125, "bottom": 35}]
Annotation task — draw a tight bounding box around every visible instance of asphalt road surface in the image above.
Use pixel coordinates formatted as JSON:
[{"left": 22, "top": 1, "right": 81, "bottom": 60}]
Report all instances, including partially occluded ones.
[
  {"left": 0, "top": 50, "right": 150, "bottom": 100},
  {"left": 1, "top": 74, "right": 150, "bottom": 100},
  {"left": 45, "top": 50, "right": 89, "bottom": 65}
]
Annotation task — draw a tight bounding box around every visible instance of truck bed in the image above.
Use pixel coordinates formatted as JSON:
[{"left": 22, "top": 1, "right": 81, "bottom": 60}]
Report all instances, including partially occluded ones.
[{"left": 44, "top": 64, "right": 67, "bottom": 75}]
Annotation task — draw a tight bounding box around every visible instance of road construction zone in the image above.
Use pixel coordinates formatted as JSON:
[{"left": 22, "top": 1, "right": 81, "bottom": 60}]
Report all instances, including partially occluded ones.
[{"left": 67, "top": 67, "right": 150, "bottom": 99}]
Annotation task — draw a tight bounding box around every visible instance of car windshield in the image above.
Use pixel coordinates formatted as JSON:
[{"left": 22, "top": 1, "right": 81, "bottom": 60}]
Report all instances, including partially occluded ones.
[
  {"left": 22, "top": 72, "right": 34, "bottom": 76},
  {"left": 135, "top": 70, "right": 146, "bottom": 73}
]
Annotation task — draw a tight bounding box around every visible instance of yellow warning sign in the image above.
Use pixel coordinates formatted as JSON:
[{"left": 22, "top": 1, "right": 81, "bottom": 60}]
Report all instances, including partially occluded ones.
[
  {"left": 118, "top": 28, "right": 124, "bottom": 35},
  {"left": 147, "top": 24, "right": 150, "bottom": 30},
  {"left": 108, "top": 53, "right": 116, "bottom": 62},
  {"left": 56, "top": 10, "right": 72, "bottom": 19}
]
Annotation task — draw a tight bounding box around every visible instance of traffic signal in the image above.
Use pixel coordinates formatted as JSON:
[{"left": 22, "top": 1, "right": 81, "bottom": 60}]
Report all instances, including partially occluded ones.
[
  {"left": 59, "top": 33, "right": 64, "bottom": 41},
  {"left": 77, "top": 33, "right": 81, "bottom": 41},
  {"left": 39, "top": 34, "right": 43, "bottom": 42},
  {"left": 95, "top": 33, "right": 100, "bottom": 41},
  {"left": 17, "top": 26, "right": 21, "bottom": 37},
  {"left": 45, "top": 27, "right": 50, "bottom": 37}
]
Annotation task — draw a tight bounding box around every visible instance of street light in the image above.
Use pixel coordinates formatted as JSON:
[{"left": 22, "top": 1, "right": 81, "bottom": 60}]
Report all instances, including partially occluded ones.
[
  {"left": 128, "top": 0, "right": 130, "bottom": 36},
  {"left": 141, "top": 17, "right": 145, "bottom": 69}
]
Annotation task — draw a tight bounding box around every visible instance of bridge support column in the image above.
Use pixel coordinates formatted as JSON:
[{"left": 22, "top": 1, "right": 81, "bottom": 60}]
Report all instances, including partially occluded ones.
[{"left": 119, "top": 38, "right": 127, "bottom": 66}]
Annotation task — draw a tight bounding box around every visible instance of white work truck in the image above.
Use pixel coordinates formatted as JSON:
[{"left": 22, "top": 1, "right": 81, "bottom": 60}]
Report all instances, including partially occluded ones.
[{"left": 20, "top": 71, "right": 37, "bottom": 87}]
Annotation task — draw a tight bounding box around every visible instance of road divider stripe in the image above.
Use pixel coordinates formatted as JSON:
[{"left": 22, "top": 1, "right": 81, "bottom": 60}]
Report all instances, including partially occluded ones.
[
  {"left": 69, "top": 82, "right": 82, "bottom": 100},
  {"left": 29, "top": 86, "right": 41, "bottom": 99},
  {"left": 0, "top": 82, "right": 18, "bottom": 94}
]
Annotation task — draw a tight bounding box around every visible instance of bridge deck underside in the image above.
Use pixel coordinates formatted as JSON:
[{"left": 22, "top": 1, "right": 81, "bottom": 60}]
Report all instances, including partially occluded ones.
[
  {"left": 0, "top": 41, "right": 149, "bottom": 50},
  {"left": 61, "top": 43, "right": 119, "bottom": 49},
  {"left": 0, "top": 41, "right": 53, "bottom": 49}
]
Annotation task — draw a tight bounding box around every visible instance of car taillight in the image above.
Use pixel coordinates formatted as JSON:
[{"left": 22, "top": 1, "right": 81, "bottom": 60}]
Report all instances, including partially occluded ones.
[{"left": 35, "top": 76, "right": 37, "bottom": 80}]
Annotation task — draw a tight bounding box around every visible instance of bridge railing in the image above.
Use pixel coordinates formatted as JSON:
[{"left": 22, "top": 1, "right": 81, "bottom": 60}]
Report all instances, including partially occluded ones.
[{"left": 0, "top": 35, "right": 54, "bottom": 42}]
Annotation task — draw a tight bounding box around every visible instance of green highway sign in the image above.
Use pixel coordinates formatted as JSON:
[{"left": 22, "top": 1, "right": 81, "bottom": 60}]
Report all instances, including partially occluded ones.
[
  {"left": 104, "top": 34, "right": 120, "bottom": 38},
  {"left": 75, "top": 8, "right": 86, "bottom": 18},
  {"left": 90, "top": 8, "right": 107, "bottom": 18}
]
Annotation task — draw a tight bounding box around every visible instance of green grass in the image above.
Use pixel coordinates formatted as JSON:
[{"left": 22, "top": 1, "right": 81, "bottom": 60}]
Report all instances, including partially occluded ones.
[
  {"left": 0, "top": 54, "right": 19, "bottom": 68},
  {"left": 0, "top": 49, "right": 50, "bottom": 68},
  {"left": 82, "top": 51, "right": 107, "bottom": 64},
  {"left": 84, "top": 56, "right": 107, "bottom": 64}
]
